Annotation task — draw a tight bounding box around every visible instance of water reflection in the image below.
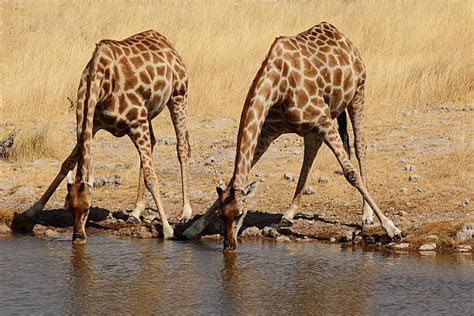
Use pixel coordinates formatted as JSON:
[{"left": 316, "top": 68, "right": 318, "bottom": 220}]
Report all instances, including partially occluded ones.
[{"left": 1, "top": 235, "right": 472, "bottom": 315}]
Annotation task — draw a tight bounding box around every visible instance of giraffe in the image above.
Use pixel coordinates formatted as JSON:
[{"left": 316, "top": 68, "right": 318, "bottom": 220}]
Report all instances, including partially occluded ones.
[
  {"left": 184, "top": 22, "right": 402, "bottom": 251},
  {"left": 21, "top": 30, "right": 192, "bottom": 243}
]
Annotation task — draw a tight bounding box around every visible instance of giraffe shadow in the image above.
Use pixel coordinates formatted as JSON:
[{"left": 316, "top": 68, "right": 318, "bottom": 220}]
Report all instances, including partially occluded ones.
[{"left": 11, "top": 207, "right": 110, "bottom": 233}]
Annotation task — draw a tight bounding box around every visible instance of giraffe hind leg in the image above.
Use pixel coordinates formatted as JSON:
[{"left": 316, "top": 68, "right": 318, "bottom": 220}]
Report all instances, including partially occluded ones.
[{"left": 317, "top": 115, "right": 402, "bottom": 240}]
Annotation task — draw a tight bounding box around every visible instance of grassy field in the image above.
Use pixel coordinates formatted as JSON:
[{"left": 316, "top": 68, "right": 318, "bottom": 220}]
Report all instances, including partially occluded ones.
[
  {"left": 0, "top": 1, "right": 473, "bottom": 246},
  {"left": 1, "top": 0, "right": 472, "bottom": 120}
]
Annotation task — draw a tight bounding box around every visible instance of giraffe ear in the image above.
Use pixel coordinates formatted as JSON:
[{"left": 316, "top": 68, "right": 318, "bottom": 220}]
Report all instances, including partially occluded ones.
[{"left": 241, "top": 181, "right": 258, "bottom": 201}]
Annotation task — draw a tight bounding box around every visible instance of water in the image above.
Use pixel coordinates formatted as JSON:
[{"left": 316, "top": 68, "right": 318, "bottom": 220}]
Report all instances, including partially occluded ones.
[{"left": 1, "top": 234, "right": 473, "bottom": 315}]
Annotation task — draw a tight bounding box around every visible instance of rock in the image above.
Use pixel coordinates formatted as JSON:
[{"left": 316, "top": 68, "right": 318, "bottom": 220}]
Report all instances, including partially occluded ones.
[
  {"left": 329, "top": 237, "right": 336, "bottom": 243},
  {"left": 396, "top": 210, "right": 406, "bottom": 216},
  {"left": 0, "top": 131, "right": 17, "bottom": 159},
  {"left": 404, "top": 164, "right": 416, "bottom": 171},
  {"left": 0, "top": 223, "right": 12, "bottom": 234},
  {"left": 303, "top": 186, "right": 316, "bottom": 195},
  {"left": 32, "top": 224, "right": 48, "bottom": 235},
  {"left": 419, "top": 243, "right": 437, "bottom": 251},
  {"left": 283, "top": 172, "right": 298, "bottom": 182},
  {"left": 400, "top": 188, "right": 408, "bottom": 193},
  {"left": 241, "top": 226, "right": 262, "bottom": 238},
  {"left": 276, "top": 235, "right": 291, "bottom": 242},
  {"left": 164, "top": 191, "right": 178, "bottom": 199},
  {"left": 93, "top": 175, "right": 122, "bottom": 187},
  {"left": 158, "top": 138, "right": 177, "bottom": 145},
  {"left": 460, "top": 199, "right": 471, "bottom": 207},
  {"left": 206, "top": 156, "right": 217, "bottom": 164},
  {"left": 338, "top": 230, "right": 353, "bottom": 242},
  {"left": 318, "top": 176, "right": 329, "bottom": 184},
  {"left": 334, "top": 169, "right": 344, "bottom": 176},
  {"left": 44, "top": 229, "right": 59, "bottom": 237},
  {"left": 391, "top": 242, "right": 410, "bottom": 250},
  {"left": 13, "top": 186, "right": 34, "bottom": 195},
  {"left": 353, "top": 235, "right": 363, "bottom": 243},
  {"left": 455, "top": 245, "right": 472, "bottom": 253},
  {"left": 201, "top": 234, "right": 222, "bottom": 240},
  {"left": 342, "top": 201, "right": 351, "bottom": 207},
  {"left": 408, "top": 175, "right": 420, "bottom": 181},
  {"left": 426, "top": 235, "right": 439, "bottom": 241},
  {"left": 456, "top": 223, "right": 474, "bottom": 242},
  {"left": 262, "top": 226, "right": 280, "bottom": 238},
  {"left": 415, "top": 187, "right": 424, "bottom": 192}
]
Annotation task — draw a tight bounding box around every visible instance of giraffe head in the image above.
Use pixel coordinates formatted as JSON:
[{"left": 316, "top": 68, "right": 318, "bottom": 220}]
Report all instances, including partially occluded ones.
[
  {"left": 65, "top": 171, "right": 93, "bottom": 244},
  {"left": 216, "top": 181, "right": 258, "bottom": 252}
]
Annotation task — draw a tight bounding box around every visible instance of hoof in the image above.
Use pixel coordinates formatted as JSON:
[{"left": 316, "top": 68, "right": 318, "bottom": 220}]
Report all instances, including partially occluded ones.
[
  {"left": 127, "top": 215, "right": 140, "bottom": 223},
  {"left": 392, "top": 232, "right": 403, "bottom": 242},
  {"left": 279, "top": 217, "right": 294, "bottom": 227},
  {"left": 163, "top": 225, "right": 174, "bottom": 240}
]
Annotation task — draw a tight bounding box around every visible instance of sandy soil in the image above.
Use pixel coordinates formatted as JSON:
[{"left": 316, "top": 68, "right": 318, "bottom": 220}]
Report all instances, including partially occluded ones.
[{"left": 0, "top": 104, "right": 473, "bottom": 252}]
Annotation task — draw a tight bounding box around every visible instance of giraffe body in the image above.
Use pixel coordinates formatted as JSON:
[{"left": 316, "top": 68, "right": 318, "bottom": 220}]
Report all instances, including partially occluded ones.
[
  {"left": 184, "top": 22, "right": 402, "bottom": 250},
  {"left": 25, "top": 30, "right": 192, "bottom": 242}
]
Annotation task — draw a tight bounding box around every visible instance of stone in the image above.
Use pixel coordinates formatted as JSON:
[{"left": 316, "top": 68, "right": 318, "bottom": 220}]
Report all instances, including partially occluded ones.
[
  {"left": 419, "top": 243, "right": 437, "bottom": 251},
  {"left": 303, "top": 186, "right": 316, "bottom": 195},
  {"left": 455, "top": 245, "right": 472, "bottom": 253},
  {"left": 93, "top": 175, "right": 122, "bottom": 187},
  {"left": 262, "top": 226, "right": 280, "bottom": 238},
  {"left": 391, "top": 242, "right": 410, "bottom": 250},
  {"left": 426, "top": 235, "right": 439, "bottom": 241},
  {"left": 276, "top": 235, "right": 291, "bottom": 242},
  {"left": 408, "top": 175, "right": 420, "bottom": 181},
  {"left": 329, "top": 237, "right": 336, "bottom": 243},
  {"left": 460, "top": 199, "right": 471, "bottom": 207},
  {"left": 342, "top": 201, "right": 351, "bottom": 207},
  {"left": 338, "top": 230, "right": 353, "bottom": 242},
  {"left": 0, "top": 223, "right": 12, "bottom": 234},
  {"left": 241, "top": 226, "right": 262, "bottom": 238},
  {"left": 456, "top": 223, "right": 474, "bottom": 242},
  {"left": 400, "top": 188, "right": 408, "bottom": 193},
  {"left": 44, "top": 229, "right": 59, "bottom": 237},
  {"left": 13, "top": 186, "right": 34, "bottom": 195},
  {"left": 318, "top": 176, "right": 329, "bottom": 184},
  {"left": 396, "top": 210, "right": 406, "bottom": 216},
  {"left": 404, "top": 164, "right": 416, "bottom": 171},
  {"left": 207, "top": 156, "right": 217, "bottom": 163},
  {"left": 334, "top": 169, "right": 344, "bottom": 176},
  {"left": 283, "top": 172, "right": 298, "bottom": 182}
]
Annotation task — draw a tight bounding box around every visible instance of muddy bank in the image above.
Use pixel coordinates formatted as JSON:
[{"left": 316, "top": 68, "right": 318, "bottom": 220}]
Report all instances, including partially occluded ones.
[{"left": 1, "top": 207, "right": 472, "bottom": 255}]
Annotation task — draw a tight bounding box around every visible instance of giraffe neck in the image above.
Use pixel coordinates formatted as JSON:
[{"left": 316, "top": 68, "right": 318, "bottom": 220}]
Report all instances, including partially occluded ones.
[
  {"left": 75, "top": 44, "right": 104, "bottom": 183},
  {"left": 230, "top": 60, "right": 279, "bottom": 189}
]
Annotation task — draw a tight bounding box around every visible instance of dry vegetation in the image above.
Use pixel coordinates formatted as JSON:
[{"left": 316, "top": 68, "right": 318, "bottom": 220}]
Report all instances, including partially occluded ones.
[{"left": 0, "top": 1, "right": 473, "bottom": 246}]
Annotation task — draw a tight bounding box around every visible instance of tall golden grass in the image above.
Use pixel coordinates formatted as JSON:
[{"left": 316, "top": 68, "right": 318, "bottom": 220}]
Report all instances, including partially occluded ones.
[{"left": 1, "top": 0, "right": 472, "bottom": 122}]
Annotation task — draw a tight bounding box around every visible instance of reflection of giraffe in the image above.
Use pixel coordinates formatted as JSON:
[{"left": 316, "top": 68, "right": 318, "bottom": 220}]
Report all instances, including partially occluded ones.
[
  {"left": 185, "top": 22, "right": 402, "bottom": 251},
  {"left": 23, "top": 30, "right": 192, "bottom": 242}
]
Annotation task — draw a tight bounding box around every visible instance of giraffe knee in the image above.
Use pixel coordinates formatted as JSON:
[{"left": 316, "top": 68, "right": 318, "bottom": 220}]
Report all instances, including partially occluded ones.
[{"left": 345, "top": 170, "right": 359, "bottom": 186}]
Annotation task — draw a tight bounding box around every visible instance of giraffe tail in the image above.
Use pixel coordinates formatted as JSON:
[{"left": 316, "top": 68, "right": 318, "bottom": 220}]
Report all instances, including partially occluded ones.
[{"left": 337, "top": 110, "right": 351, "bottom": 159}]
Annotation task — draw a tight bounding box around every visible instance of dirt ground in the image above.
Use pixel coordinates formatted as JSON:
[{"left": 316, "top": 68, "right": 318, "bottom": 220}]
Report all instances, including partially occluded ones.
[{"left": 0, "top": 103, "right": 473, "bottom": 252}]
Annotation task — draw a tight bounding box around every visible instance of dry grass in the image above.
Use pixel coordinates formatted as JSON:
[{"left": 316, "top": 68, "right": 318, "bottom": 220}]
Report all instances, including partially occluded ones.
[
  {"left": 8, "top": 124, "right": 62, "bottom": 162},
  {"left": 1, "top": 0, "right": 472, "bottom": 122}
]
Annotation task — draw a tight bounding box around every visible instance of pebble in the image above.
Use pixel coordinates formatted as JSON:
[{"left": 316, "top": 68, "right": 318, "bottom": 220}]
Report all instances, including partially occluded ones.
[
  {"left": 339, "top": 230, "right": 353, "bottom": 242},
  {"left": 0, "top": 223, "right": 12, "bottom": 234},
  {"left": 391, "top": 242, "right": 410, "bottom": 250},
  {"left": 303, "top": 186, "right": 316, "bottom": 195},
  {"left": 400, "top": 188, "right": 408, "bottom": 193},
  {"left": 283, "top": 172, "right": 298, "bottom": 182},
  {"left": 455, "top": 245, "right": 472, "bottom": 253},
  {"left": 426, "top": 235, "right": 439, "bottom": 241},
  {"left": 460, "top": 199, "right": 471, "bottom": 207},
  {"left": 44, "top": 229, "right": 59, "bottom": 237},
  {"left": 13, "top": 186, "right": 34, "bottom": 195},
  {"left": 318, "top": 176, "right": 329, "bottom": 184},
  {"left": 329, "top": 237, "right": 336, "bottom": 243},
  {"left": 419, "top": 243, "right": 437, "bottom": 251},
  {"left": 404, "top": 164, "right": 416, "bottom": 171},
  {"left": 408, "top": 175, "right": 420, "bottom": 181},
  {"left": 396, "top": 211, "right": 406, "bottom": 216},
  {"left": 276, "top": 235, "right": 291, "bottom": 242},
  {"left": 342, "top": 201, "right": 351, "bottom": 207},
  {"left": 262, "top": 226, "right": 280, "bottom": 238},
  {"left": 93, "top": 175, "right": 122, "bottom": 187},
  {"left": 241, "top": 226, "right": 262, "bottom": 238},
  {"left": 334, "top": 169, "right": 344, "bottom": 176},
  {"left": 456, "top": 223, "right": 474, "bottom": 242}
]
